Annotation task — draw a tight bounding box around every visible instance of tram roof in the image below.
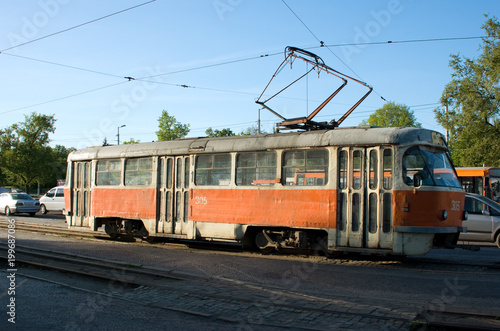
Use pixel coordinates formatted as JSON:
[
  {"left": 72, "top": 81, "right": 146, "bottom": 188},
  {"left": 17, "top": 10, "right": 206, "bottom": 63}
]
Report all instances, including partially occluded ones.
[{"left": 68, "top": 126, "right": 446, "bottom": 161}]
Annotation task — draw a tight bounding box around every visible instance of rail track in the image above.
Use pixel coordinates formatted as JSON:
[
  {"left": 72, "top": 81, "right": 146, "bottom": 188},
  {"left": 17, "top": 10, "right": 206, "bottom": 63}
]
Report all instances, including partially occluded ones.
[
  {"left": 1, "top": 219, "right": 499, "bottom": 273},
  {"left": 1, "top": 242, "right": 499, "bottom": 330},
  {"left": 1, "top": 220, "right": 500, "bottom": 330}
]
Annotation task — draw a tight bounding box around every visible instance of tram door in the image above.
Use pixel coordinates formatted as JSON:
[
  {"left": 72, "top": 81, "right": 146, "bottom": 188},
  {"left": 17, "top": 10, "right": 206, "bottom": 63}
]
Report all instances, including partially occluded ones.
[
  {"left": 72, "top": 161, "right": 91, "bottom": 228},
  {"left": 337, "top": 147, "right": 393, "bottom": 249},
  {"left": 158, "top": 156, "right": 190, "bottom": 235}
]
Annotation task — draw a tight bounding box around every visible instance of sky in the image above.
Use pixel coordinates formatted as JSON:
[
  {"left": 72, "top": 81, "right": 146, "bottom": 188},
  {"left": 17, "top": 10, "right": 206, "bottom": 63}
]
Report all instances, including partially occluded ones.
[{"left": 0, "top": 0, "right": 498, "bottom": 149}]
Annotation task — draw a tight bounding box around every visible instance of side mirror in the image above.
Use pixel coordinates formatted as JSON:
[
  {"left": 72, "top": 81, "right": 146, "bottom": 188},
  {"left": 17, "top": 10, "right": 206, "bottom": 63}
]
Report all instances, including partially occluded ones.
[
  {"left": 482, "top": 209, "right": 491, "bottom": 216},
  {"left": 413, "top": 174, "right": 422, "bottom": 187}
]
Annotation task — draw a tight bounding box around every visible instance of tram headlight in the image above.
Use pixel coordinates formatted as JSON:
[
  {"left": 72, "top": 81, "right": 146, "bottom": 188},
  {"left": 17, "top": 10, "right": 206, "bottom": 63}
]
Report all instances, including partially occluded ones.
[{"left": 442, "top": 210, "right": 448, "bottom": 221}]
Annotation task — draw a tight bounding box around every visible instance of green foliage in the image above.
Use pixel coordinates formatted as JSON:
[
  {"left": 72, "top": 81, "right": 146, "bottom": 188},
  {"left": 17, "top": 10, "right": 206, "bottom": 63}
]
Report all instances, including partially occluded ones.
[
  {"left": 122, "top": 138, "right": 141, "bottom": 144},
  {"left": 156, "top": 110, "right": 190, "bottom": 141},
  {"left": 360, "top": 101, "right": 422, "bottom": 128},
  {"left": 205, "top": 127, "right": 235, "bottom": 137},
  {"left": 435, "top": 16, "right": 500, "bottom": 167},
  {"left": 0, "top": 113, "right": 57, "bottom": 193},
  {"left": 239, "top": 125, "right": 266, "bottom": 135}
]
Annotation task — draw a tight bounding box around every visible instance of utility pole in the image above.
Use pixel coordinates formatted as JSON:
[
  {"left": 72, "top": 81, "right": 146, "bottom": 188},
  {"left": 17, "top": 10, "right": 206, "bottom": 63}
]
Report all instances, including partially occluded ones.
[
  {"left": 117, "top": 124, "right": 126, "bottom": 145},
  {"left": 445, "top": 105, "right": 449, "bottom": 143},
  {"left": 258, "top": 108, "right": 261, "bottom": 134}
]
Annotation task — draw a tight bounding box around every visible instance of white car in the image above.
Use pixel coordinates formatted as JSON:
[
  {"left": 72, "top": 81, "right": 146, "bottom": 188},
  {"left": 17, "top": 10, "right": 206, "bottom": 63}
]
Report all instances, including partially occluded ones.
[
  {"left": 0, "top": 192, "right": 40, "bottom": 217},
  {"left": 460, "top": 193, "right": 500, "bottom": 248},
  {"left": 39, "top": 186, "right": 65, "bottom": 214}
]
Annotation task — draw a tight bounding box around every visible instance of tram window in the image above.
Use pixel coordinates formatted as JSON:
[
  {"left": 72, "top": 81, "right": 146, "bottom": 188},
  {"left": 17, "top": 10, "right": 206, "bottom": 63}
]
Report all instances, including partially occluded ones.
[
  {"left": 339, "top": 150, "right": 348, "bottom": 189},
  {"left": 383, "top": 149, "right": 392, "bottom": 189},
  {"left": 125, "top": 157, "right": 153, "bottom": 186},
  {"left": 184, "top": 157, "right": 190, "bottom": 188},
  {"left": 159, "top": 158, "right": 165, "bottom": 186},
  {"left": 369, "top": 193, "right": 377, "bottom": 233},
  {"left": 338, "top": 192, "right": 347, "bottom": 231},
  {"left": 195, "top": 154, "right": 231, "bottom": 186},
  {"left": 166, "top": 158, "right": 173, "bottom": 189},
  {"left": 352, "top": 151, "right": 362, "bottom": 189},
  {"left": 402, "top": 146, "right": 461, "bottom": 188},
  {"left": 351, "top": 193, "right": 360, "bottom": 232},
  {"left": 282, "top": 149, "right": 328, "bottom": 186},
  {"left": 176, "top": 158, "right": 182, "bottom": 189},
  {"left": 96, "top": 159, "right": 122, "bottom": 186},
  {"left": 383, "top": 193, "right": 392, "bottom": 233},
  {"left": 369, "top": 150, "right": 378, "bottom": 189},
  {"left": 236, "top": 152, "right": 276, "bottom": 186}
]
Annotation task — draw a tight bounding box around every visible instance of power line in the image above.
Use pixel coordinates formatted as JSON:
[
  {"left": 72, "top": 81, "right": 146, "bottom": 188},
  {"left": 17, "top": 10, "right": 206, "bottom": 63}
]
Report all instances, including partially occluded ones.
[
  {"left": 2, "top": 52, "right": 123, "bottom": 78},
  {"left": 317, "top": 36, "right": 484, "bottom": 48},
  {"left": 0, "top": 53, "right": 281, "bottom": 117},
  {"left": 280, "top": 0, "right": 386, "bottom": 102},
  {"left": 0, "top": 0, "right": 157, "bottom": 53},
  {"left": 137, "top": 52, "right": 280, "bottom": 80},
  {"left": 0, "top": 81, "right": 128, "bottom": 115},
  {"left": 280, "top": 1, "right": 356, "bottom": 74},
  {"left": 2, "top": 36, "right": 481, "bottom": 82}
]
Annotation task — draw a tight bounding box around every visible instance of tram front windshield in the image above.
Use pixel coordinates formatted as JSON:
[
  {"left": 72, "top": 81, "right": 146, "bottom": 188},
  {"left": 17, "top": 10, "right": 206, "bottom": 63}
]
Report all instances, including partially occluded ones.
[{"left": 402, "top": 146, "right": 461, "bottom": 188}]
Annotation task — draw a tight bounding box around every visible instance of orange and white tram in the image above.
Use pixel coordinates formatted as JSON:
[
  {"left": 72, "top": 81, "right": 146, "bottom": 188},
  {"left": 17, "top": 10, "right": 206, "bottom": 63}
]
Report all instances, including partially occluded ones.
[{"left": 64, "top": 127, "right": 466, "bottom": 256}]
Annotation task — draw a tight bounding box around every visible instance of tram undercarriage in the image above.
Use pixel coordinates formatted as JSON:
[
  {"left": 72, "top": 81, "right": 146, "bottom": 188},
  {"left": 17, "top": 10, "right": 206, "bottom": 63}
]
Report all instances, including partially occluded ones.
[{"left": 91, "top": 216, "right": 460, "bottom": 257}]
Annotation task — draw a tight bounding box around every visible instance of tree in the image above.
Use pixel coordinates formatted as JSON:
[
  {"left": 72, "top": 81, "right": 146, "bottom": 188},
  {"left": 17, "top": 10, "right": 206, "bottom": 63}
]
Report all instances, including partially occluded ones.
[
  {"left": 156, "top": 110, "right": 190, "bottom": 141},
  {"left": 123, "top": 138, "right": 141, "bottom": 144},
  {"left": 0, "top": 113, "right": 56, "bottom": 193},
  {"left": 434, "top": 16, "right": 500, "bottom": 167},
  {"left": 47, "top": 145, "right": 76, "bottom": 185},
  {"left": 360, "top": 101, "right": 422, "bottom": 128},
  {"left": 205, "top": 127, "right": 235, "bottom": 137},
  {"left": 239, "top": 125, "right": 270, "bottom": 135}
]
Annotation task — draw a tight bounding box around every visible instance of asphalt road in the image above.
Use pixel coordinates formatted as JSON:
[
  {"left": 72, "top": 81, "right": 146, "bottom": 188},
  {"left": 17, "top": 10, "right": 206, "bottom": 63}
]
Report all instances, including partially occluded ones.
[{"left": 1, "top": 213, "right": 500, "bottom": 330}]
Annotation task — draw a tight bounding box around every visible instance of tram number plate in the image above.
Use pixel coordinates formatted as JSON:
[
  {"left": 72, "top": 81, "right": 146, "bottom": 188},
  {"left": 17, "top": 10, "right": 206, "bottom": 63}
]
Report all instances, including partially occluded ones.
[
  {"left": 451, "top": 200, "right": 460, "bottom": 211},
  {"left": 195, "top": 196, "right": 208, "bottom": 205}
]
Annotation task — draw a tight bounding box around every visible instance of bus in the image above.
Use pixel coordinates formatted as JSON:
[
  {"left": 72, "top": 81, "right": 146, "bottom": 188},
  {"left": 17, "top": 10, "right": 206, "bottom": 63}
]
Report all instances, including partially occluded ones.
[{"left": 456, "top": 167, "right": 500, "bottom": 202}]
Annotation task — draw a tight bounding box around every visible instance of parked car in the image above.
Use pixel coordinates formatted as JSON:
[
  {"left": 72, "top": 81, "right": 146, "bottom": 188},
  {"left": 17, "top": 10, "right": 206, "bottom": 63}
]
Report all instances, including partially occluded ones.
[
  {"left": 460, "top": 193, "right": 500, "bottom": 248},
  {"left": 0, "top": 192, "right": 40, "bottom": 216},
  {"left": 39, "top": 186, "right": 65, "bottom": 214}
]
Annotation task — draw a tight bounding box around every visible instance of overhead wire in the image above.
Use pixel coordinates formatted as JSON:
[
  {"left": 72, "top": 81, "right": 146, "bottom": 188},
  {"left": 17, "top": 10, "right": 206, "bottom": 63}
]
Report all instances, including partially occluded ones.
[
  {"left": 0, "top": 0, "right": 157, "bottom": 53},
  {"left": 0, "top": 0, "right": 478, "bottom": 120},
  {"left": 135, "top": 52, "right": 281, "bottom": 80},
  {"left": 281, "top": 0, "right": 363, "bottom": 80},
  {"left": 320, "top": 36, "right": 484, "bottom": 48},
  {"left": 2, "top": 52, "right": 123, "bottom": 78},
  {"left": 281, "top": 0, "right": 388, "bottom": 101},
  {"left": 0, "top": 81, "right": 128, "bottom": 115}
]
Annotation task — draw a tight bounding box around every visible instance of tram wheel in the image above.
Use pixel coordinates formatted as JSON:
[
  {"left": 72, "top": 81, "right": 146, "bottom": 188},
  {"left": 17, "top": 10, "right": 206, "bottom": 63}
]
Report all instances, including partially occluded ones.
[
  {"left": 105, "top": 222, "right": 119, "bottom": 239},
  {"left": 144, "top": 236, "right": 157, "bottom": 243},
  {"left": 255, "top": 231, "right": 275, "bottom": 254}
]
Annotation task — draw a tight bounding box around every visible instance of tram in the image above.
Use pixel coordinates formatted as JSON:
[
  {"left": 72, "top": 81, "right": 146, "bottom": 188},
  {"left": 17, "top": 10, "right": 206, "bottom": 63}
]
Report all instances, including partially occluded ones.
[{"left": 64, "top": 126, "right": 466, "bottom": 256}]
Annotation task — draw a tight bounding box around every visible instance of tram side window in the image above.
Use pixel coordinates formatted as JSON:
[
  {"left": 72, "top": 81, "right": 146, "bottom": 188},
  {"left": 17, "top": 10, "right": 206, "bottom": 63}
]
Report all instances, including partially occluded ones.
[
  {"left": 96, "top": 159, "right": 122, "bottom": 186},
  {"left": 282, "top": 149, "right": 328, "bottom": 186},
  {"left": 338, "top": 150, "right": 348, "bottom": 189},
  {"left": 236, "top": 152, "right": 276, "bottom": 185},
  {"left": 383, "top": 149, "right": 392, "bottom": 189},
  {"left": 195, "top": 154, "right": 231, "bottom": 186},
  {"left": 125, "top": 157, "right": 153, "bottom": 186}
]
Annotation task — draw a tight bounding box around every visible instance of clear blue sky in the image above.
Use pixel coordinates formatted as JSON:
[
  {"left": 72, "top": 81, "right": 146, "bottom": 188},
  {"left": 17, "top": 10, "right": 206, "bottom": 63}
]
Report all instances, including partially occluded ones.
[{"left": 1, "top": 0, "right": 498, "bottom": 149}]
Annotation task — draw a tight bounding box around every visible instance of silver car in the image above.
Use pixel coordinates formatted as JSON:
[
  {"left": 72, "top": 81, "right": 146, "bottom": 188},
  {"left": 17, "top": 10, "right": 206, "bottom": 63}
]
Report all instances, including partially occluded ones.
[
  {"left": 460, "top": 193, "right": 500, "bottom": 248},
  {"left": 0, "top": 192, "right": 41, "bottom": 217}
]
